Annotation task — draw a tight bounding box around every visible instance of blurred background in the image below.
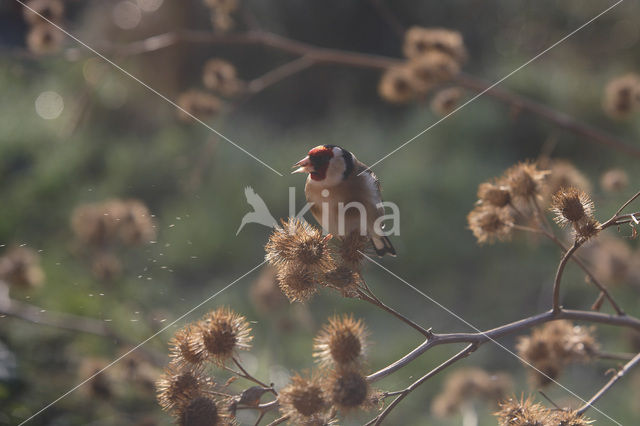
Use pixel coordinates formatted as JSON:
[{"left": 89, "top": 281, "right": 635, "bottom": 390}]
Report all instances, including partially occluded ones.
[{"left": 1, "top": 0, "right": 639, "bottom": 424}]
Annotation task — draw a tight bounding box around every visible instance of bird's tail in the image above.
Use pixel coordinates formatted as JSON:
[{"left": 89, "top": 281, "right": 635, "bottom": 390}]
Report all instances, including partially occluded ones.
[{"left": 371, "top": 235, "right": 396, "bottom": 257}]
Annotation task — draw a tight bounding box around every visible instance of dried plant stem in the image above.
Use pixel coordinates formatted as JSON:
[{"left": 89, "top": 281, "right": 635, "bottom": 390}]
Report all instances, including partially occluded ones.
[
  {"left": 266, "top": 415, "right": 289, "bottom": 426},
  {"left": 553, "top": 240, "right": 585, "bottom": 312},
  {"left": 99, "top": 30, "right": 640, "bottom": 159},
  {"left": 366, "top": 344, "right": 477, "bottom": 426},
  {"left": 357, "top": 282, "right": 432, "bottom": 337},
  {"left": 576, "top": 352, "right": 640, "bottom": 416},
  {"left": 231, "top": 357, "right": 277, "bottom": 396}
]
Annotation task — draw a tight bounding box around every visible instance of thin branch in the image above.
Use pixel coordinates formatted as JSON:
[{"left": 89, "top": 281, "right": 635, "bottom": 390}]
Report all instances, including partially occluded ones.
[
  {"left": 232, "top": 357, "right": 277, "bottom": 396},
  {"left": 614, "top": 190, "right": 640, "bottom": 217},
  {"left": 552, "top": 240, "right": 582, "bottom": 313},
  {"left": 96, "top": 30, "right": 640, "bottom": 159},
  {"left": 366, "top": 344, "right": 477, "bottom": 425},
  {"left": 245, "top": 56, "right": 314, "bottom": 95},
  {"left": 576, "top": 352, "right": 640, "bottom": 416}
]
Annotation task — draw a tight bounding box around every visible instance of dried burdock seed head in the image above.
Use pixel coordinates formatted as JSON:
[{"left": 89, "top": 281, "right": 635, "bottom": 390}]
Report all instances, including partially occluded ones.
[
  {"left": 276, "top": 264, "right": 319, "bottom": 302},
  {"left": 91, "top": 252, "right": 122, "bottom": 282},
  {"left": 265, "top": 218, "right": 334, "bottom": 274},
  {"left": 477, "top": 181, "right": 511, "bottom": 208},
  {"left": 325, "top": 368, "right": 370, "bottom": 412},
  {"left": 27, "top": 23, "right": 64, "bottom": 55},
  {"left": 23, "top": 0, "right": 64, "bottom": 25},
  {"left": 118, "top": 200, "right": 156, "bottom": 245},
  {"left": 279, "top": 371, "right": 328, "bottom": 423},
  {"left": 467, "top": 205, "right": 514, "bottom": 244},
  {"left": 543, "top": 160, "right": 592, "bottom": 203},
  {"left": 431, "top": 87, "right": 463, "bottom": 117},
  {"left": 169, "top": 325, "right": 207, "bottom": 369},
  {"left": 504, "top": 161, "right": 550, "bottom": 200},
  {"left": 573, "top": 217, "right": 601, "bottom": 242},
  {"left": 495, "top": 396, "right": 551, "bottom": 426},
  {"left": 549, "top": 409, "right": 594, "bottom": 426},
  {"left": 202, "top": 59, "right": 243, "bottom": 97},
  {"left": 336, "top": 231, "right": 368, "bottom": 270},
  {"left": 176, "top": 395, "right": 231, "bottom": 426},
  {"left": 314, "top": 315, "right": 368, "bottom": 367},
  {"left": 322, "top": 265, "right": 360, "bottom": 297},
  {"left": 431, "top": 368, "right": 513, "bottom": 418},
  {"left": 603, "top": 73, "right": 640, "bottom": 119},
  {"left": 198, "top": 307, "right": 252, "bottom": 364},
  {"left": 177, "top": 91, "right": 222, "bottom": 122},
  {"left": 408, "top": 51, "right": 460, "bottom": 91},
  {"left": 403, "top": 27, "right": 466, "bottom": 63},
  {"left": 378, "top": 66, "right": 417, "bottom": 104},
  {"left": 550, "top": 187, "right": 594, "bottom": 227},
  {"left": 79, "top": 358, "right": 113, "bottom": 400},
  {"left": 600, "top": 168, "right": 629, "bottom": 192},
  {"left": 156, "top": 365, "right": 212, "bottom": 412},
  {"left": 0, "top": 247, "right": 45, "bottom": 290}
]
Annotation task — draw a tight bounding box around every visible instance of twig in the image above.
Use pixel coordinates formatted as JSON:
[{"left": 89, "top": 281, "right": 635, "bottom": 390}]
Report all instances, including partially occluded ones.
[
  {"left": 576, "top": 352, "right": 640, "bottom": 416},
  {"left": 366, "top": 344, "right": 477, "bottom": 425},
  {"left": 232, "top": 357, "right": 277, "bottom": 396},
  {"left": 245, "top": 56, "right": 314, "bottom": 95},
  {"left": 96, "top": 30, "right": 640, "bottom": 159},
  {"left": 266, "top": 415, "right": 289, "bottom": 426},
  {"left": 552, "top": 240, "right": 582, "bottom": 313},
  {"left": 613, "top": 190, "right": 640, "bottom": 217}
]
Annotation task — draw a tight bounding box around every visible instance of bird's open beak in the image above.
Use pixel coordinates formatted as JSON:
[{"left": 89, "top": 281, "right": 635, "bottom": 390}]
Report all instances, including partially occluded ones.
[{"left": 291, "top": 156, "right": 312, "bottom": 174}]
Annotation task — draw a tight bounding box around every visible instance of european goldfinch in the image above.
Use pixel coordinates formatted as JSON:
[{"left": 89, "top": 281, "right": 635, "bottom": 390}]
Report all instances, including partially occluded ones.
[{"left": 292, "top": 145, "right": 396, "bottom": 257}]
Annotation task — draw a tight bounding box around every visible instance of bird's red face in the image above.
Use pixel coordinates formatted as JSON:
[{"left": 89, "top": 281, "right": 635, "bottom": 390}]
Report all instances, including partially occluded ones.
[{"left": 292, "top": 145, "right": 335, "bottom": 181}]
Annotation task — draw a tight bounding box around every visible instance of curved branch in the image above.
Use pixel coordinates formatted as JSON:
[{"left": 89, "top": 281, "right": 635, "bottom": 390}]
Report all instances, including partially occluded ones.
[{"left": 552, "top": 240, "right": 582, "bottom": 313}]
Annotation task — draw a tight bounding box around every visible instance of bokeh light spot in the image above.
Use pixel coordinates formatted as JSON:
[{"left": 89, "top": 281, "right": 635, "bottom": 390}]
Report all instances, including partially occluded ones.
[{"left": 35, "top": 91, "right": 64, "bottom": 120}]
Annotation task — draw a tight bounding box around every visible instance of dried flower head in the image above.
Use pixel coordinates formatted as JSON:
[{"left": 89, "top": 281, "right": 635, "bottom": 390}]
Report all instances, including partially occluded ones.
[
  {"left": 177, "top": 91, "right": 222, "bottom": 122},
  {"left": 574, "top": 217, "right": 601, "bottom": 242},
  {"left": 314, "top": 315, "right": 368, "bottom": 367},
  {"left": 495, "top": 396, "right": 551, "bottom": 426},
  {"left": 550, "top": 187, "right": 594, "bottom": 227},
  {"left": 408, "top": 51, "right": 460, "bottom": 91},
  {"left": 322, "top": 265, "right": 360, "bottom": 296},
  {"left": 23, "top": 0, "right": 64, "bottom": 25},
  {"left": 378, "top": 66, "right": 417, "bottom": 104},
  {"left": 26, "top": 23, "right": 64, "bottom": 55},
  {"left": 403, "top": 27, "right": 466, "bottom": 63},
  {"left": 276, "top": 264, "right": 318, "bottom": 302},
  {"left": 548, "top": 409, "right": 593, "bottom": 426},
  {"left": 467, "top": 205, "right": 514, "bottom": 244},
  {"left": 202, "top": 59, "right": 243, "bottom": 97},
  {"left": 600, "top": 168, "right": 629, "bottom": 192},
  {"left": 516, "top": 321, "right": 598, "bottom": 386},
  {"left": 156, "top": 365, "right": 212, "bottom": 412},
  {"left": 504, "top": 161, "right": 550, "bottom": 200},
  {"left": 542, "top": 160, "right": 592, "bottom": 203},
  {"left": 79, "top": 358, "right": 113, "bottom": 400},
  {"left": 265, "top": 218, "right": 334, "bottom": 274},
  {"left": 325, "top": 368, "right": 370, "bottom": 412},
  {"left": 432, "top": 368, "right": 512, "bottom": 418},
  {"left": 336, "top": 231, "right": 368, "bottom": 270},
  {"left": 431, "top": 87, "right": 463, "bottom": 117},
  {"left": 176, "top": 395, "right": 230, "bottom": 426},
  {"left": 117, "top": 200, "right": 156, "bottom": 245},
  {"left": 0, "top": 247, "right": 45, "bottom": 289},
  {"left": 279, "top": 372, "right": 328, "bottom": 423},
  {"left": 198, "top": 307, "right": 252, "bottom": 364},
  {"left": 477, "top": 181, "right": 511, "bottom": 208},
  {"left": 169, "top": 325, "right": 207, "bottom": 369},
  {"left": 603, "top": 73, "right": 640, "bottom": 119}
]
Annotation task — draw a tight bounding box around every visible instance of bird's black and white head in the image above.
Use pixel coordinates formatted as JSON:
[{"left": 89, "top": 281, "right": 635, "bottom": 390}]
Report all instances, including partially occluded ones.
[{"left": 292, "top": 145, "right": 354, "bottom": 186}]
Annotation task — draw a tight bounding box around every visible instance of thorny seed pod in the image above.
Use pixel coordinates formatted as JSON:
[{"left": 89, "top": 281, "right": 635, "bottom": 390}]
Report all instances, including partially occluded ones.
[
  {"left": 314, "top": 315, "right": 368, "bottom": 367},
  {"left": 203, "top": 59, "right": 243, "bottom": 97},
  {"left": 117, "top": 200, "right": 156, "bottom": 245},
  {"left": 467, "top": 205, "right": 514, "bottom": 244},
  {"left": 378, "top": 66, "right": 417, "bottom": 104},
  {"left": 403, "top": 27, "right": 467, "bottom": 63},
  {"left": 156, "top": 365, "right": 213, "bottom": 412},
  {"left": 198, "top": 307, "right": 253, "bottom": 364},
  {"left": 335, "top": 231, "right": 368, "bottom": 270},
  {"left": 504, "top": 161, "right": 550, "bottom": 200},
  {"left": 548, "top": 409, "right": 593, "bottom": 426},
  {"left": 26, "top": 23, "right": 64, "bottom": 55},
  {"left": 169, "top": 325, "right": 208, "bottom": 369},
  {"left": 91, "top": 252, "right": 122, "bottom": 282},
  {"left": 79, "top": 358, "right": 113, "bottom": 400},
  {"left": 550, "top": 187, "right": 594, "bottom": 227},
  {"left": 325, "top": 368, "right": 370, "bottom": 412},
  {"left": 430, "top": 87, "right": 463, "bottom": 117},
  {"left": 177, "top": 91, "right": 222, "bottom": 122},
  {"left": 542, "top": 160, "right": 592, "bottom": 203},
  {"left": 276, "top": 264, "right": 319, "bottom": 302},
  {"left": 176, "top": 395, "right": 232, "bottom": 426},
  {"left": 23, "top": 0, "right": 65, "bottom": 25},
  {"left": 603, "top": 73, "right": 640, "bottom": 119},
  {"left": 408, "top": 51, "right": 460, "bottom": 90},
  {"left": 0, "top": 247, "right": 45, "bottom": 289},
  {"left": 573, "top": 217, "right": 601, "bottom": 242},
  {"left": 322, "top": 265, "right": 360, "bottom": 297},
  {"left": 477, "top": 181, "right": 511, "bottom": 208},
  {"left": 279, "top": 372, "right": 328, "bottom": 424},
  {"left": 495, "top": 396, "right": 551, "bottom": 426},
  {"left": 265, "top": 218, "right": 334, "bottom": 274},
  {"left": 600, "top": 168, "right": 629, "bottom": 192}
]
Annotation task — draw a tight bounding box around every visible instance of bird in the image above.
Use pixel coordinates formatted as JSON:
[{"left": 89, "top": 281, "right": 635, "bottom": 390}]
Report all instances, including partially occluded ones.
[
  {"left": 236, "top": 186, "right": 277, "bottom": 235},
  {"left": 292, "top": 145, "right": 396, "bottom": 256}
]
